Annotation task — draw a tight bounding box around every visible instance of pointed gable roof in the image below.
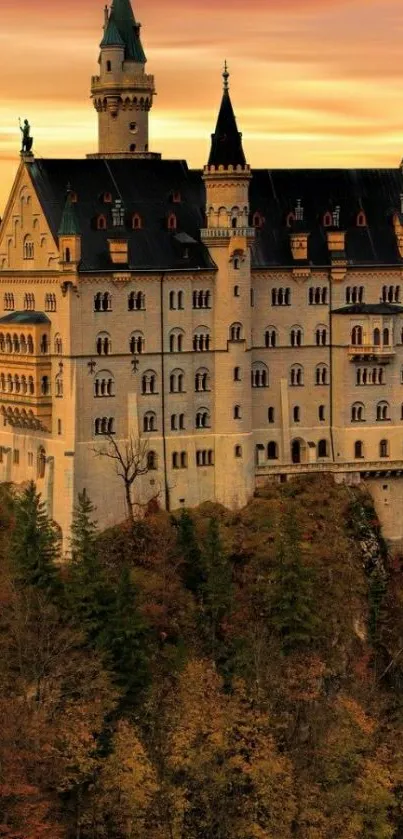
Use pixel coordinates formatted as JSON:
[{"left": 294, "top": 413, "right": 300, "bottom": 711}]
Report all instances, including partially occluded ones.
[
  {"left": 100, "top": 14, "right": 125, "bottom": 48},
  {"left": 58, "top": 190, "right": 80, "bottom": 236},
  {"left": 208, "top": 65, "right": 246, "bottom": 168},
  {"left": 109, "top": 0, "right": 147, "bottom": 63}
]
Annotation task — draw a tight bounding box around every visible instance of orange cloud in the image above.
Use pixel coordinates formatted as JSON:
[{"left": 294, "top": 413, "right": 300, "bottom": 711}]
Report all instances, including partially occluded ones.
[{"left": 1, "top": 0, "right": 403, "bottom": 212}]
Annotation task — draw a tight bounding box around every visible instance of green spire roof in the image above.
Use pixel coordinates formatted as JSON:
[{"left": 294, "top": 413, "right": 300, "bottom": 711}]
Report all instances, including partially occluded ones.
[
  {"left": 58, "top": 192, "right": 80, "bottom": 237},
  {"left": 100, "top": 15, "right": 125, "bottom": 48},
  {"left": 106, "top": 0, "right": 147, "bottom": 63}
]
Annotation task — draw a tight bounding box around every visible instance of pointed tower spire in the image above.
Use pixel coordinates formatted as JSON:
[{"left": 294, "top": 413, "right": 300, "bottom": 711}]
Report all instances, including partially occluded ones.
[
  {"left": 109, "top": 0, "right": 146, "bottom": 63},
  {"left": 208, "top": 63, "right": 246, "bottom": 169},
  {"left": 58, "top": 188, "right": 80, "bottom": 237}
]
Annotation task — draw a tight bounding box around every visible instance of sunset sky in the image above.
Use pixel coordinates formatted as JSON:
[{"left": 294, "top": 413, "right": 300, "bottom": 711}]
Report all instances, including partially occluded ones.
[{"left": 1, "top": 0, "right": 403, "bottom": 212}]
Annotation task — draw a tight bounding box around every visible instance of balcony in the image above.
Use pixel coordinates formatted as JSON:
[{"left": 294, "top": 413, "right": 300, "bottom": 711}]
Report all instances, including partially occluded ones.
[
  {"left": 348, "top": 344, "right": 395, "bottom": 361},
  {"left": 201, "top": 227, "right": 255, "bottom": 239}
]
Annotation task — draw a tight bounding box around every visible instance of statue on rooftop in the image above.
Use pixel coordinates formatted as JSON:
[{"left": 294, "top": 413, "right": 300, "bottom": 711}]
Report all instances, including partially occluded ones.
[{"left": 19, "top": 118, "right": 33, "bottom": 154}]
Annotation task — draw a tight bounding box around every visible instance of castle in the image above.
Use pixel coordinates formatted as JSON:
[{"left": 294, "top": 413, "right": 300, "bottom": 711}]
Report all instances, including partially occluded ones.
[{"left": 1, "top": 0, "right": 403, "bottom": 542}]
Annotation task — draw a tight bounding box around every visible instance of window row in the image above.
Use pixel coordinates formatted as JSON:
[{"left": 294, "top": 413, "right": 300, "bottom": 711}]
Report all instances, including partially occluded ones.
[
  {"left": 263, "top": 439, "right": 330, "bottom": 461},
  {"left": 356, "top": 367, "right": 385, "bottom": 386},
  {"left": 265, "top": 326, "right": 328, "bottom": 347},
  {"left": 0, "top": 373, "right": 52, "bottom": 396},
  {"left": 94, "top": 212, "right": 178, "bottom": 231},
  {"left": 345, "top": 286, "right": 364, "bottom": 304},
  {"left": 351, "top": 326, "right": 391, "bottom": 347},
  {"left": 142, "top": 409, "right": 211, "bottom": 432},
  {"left": 354, "top": 439, "right": 391, "bottom": 459},
  {"left": 96, "top": 330, "right": 212, "bottom": 356},
  {"left": 267, "top": 405, "right": 327, "bottom": 423},
  {"left": 2, "top": 444, "right": 48, "bottom": 478},
  {"left": 95, "top": 289, "right": 213, "bottom": 313},
  {"left": 350, "top": 400, "right": 402, "bottom": 422},
  {"left": 140, "top": 368, "right": 211, "bottom": 395}
]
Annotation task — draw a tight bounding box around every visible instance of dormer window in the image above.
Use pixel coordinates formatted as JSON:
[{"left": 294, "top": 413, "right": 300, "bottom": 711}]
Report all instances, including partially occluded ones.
[
  {"left": 286, "top": 212, "right": 296, "bottom": 228},
  {"left": 323, "top": 211, "right": 332, "bottom": 228},
  {"left": 132, "top": 213, "right": 142, "bottom": 230},
  {"left": 357, "top": 210, "right": 367, "bottom": 227},
  {"left": 170, "top": 191, "right": 181, "bottom": 203},
  {"left": 167, "top": 213, "right": 177, "bottom": 231},
  {"left": 102, "top": 192, "right": 112, "bottom": 204},
  {"left": 97, "top": 215, "right": 107, "bottom": 230},
  {"left": 70, "top": 191, "right": 78, "bottom": 203}
]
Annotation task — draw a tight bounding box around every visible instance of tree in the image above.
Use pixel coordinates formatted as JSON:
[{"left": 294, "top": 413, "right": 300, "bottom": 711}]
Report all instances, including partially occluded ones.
[
  {"left": 201, "top": 517, "right": 233, "bottom": 664},
  {"left": 67, "top": 490, "right": 114, "bottom": 646},
  {"left": 93, "top": 434, "right": 159, "bottom": 525},
  {"left": 9, "top": 481, "right": 61, "bottom": 596},
  {"left": 176, "top": 508, "right": 204, "bottom": 594},
  {"left": 271, "top": 505, "right": 320, "bottom": 654}
]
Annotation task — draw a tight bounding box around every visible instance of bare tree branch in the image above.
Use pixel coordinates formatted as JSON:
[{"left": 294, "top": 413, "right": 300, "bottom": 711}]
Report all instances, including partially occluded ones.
[{"left": 93, "top": 434, "right": 160, "bottom": 524}]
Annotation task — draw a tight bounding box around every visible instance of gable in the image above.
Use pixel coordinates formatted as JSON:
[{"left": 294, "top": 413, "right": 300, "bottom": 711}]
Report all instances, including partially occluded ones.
[{"left": 0, "top": 162, "right": 59, "bottom": 272}]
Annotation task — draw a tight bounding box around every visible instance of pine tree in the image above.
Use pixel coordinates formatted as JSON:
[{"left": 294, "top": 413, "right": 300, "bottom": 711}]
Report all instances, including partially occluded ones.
[
  {"left": 202, "top": 516, "right": 233, "bottom": 662},
  {"left": 271, "top": 506, "right": 320, "bottom": 655},
  {"left": 67, "top": 490, "right": 114, "bottom": 645},
  {"left": 104, "top": 564, "right": 150, "bottom": 708},
  {"left": 10, "top": 481, "right": 61, "bottom": 594},
  {"left": 176, "top": 508, "right": 205, "bottom": 594}
]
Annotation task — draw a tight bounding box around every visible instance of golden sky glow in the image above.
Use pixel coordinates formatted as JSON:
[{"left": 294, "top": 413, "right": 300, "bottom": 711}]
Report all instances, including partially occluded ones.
[{"left": 1, "top": 0, "right": 403, "bottom": 212}]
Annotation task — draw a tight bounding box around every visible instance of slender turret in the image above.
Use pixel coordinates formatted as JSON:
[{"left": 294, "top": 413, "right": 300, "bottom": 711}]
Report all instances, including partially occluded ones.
[{"left": 90, "top": 0, "right": 157, "bottom": 157}]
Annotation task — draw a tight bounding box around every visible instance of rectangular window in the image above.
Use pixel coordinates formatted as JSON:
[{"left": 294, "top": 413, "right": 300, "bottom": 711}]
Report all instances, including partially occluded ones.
[
  {"left": 319, "top": 405, "right": 325, "bottom": 422},
  {"left": 57, "top": 419, "right": 62, "bottom": 435},
  {"left": 28, "top": 452, "right": 33, "bottom": 466},
  {"left": 0, "top": 448, "right": 3, "bottom": 464},
  {"left": 13, "top": 449, "right": 19, "bottom": 465}
]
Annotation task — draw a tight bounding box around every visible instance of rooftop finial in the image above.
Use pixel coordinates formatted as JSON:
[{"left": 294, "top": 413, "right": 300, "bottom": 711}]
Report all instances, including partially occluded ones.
[
  {"left": 104, "top": 4, "right": 109, "bottom": 30},
  {"left": 223, "top": 60, "right": 229, "bottom": 92}
]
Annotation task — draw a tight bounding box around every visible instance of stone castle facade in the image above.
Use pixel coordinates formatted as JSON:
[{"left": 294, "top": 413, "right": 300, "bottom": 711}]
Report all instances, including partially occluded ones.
[{"left": 1, "top": 0, "right": 403, "bottom": 541}]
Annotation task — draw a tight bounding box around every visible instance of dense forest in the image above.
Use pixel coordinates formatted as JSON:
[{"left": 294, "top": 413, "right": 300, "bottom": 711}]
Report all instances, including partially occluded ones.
[{"left": 0, "top": 474, "right": 403, "bottom": 838}]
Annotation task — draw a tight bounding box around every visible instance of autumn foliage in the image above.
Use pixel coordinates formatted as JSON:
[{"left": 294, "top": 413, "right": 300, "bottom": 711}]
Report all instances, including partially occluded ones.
[{"left": 0, "top": 476, "right": 402, "bottom": 837}]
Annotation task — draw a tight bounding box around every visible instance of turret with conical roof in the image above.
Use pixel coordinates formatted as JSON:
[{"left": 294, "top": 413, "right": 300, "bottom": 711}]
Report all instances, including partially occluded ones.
[
  {"left": 90, "top": 0, "right": 158, "bottom": 159},
  {"left": 58, "top": 189, "right": 81, "bottom": 269},
  {"left": 208, "top": 63, "right": 246, "bottom": 169}
]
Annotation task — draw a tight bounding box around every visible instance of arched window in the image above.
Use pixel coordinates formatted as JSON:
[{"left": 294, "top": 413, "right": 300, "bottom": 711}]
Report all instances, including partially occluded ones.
[
  {"left": 12, "top": 334, "right": 19, "bottom": 353},
  {"left": 265, "top": 327, "right": 277, "bottom": 348},
  {"left": 290, "top": 326, "right": 303, "bottom": 347},
  {"left": 106, "top": 60, "right": 112, "bottom": 72},
  {"left": 267, "top": 441, "right": 278, "bottom": 460},
  {"left": 234, "top": 366, "right": 241, "bottom": 382},
  {"left": 54, "top": 334, "right": 63, "bottom": 354},
  {"left": 170, "top": 369, "right": 185, "bottom": 393},
  {"left": 23, "top": 236, "right": 34, "bottom": 260},
  {"left": 253, "top": 211, "right": 264, "bottom": 229},
  {"left": 233, "top": 285, "right": 240, "bottom": 297},
  {"left": 132, "top": 213, "right": 142, "bottom": 230},
  {"left": 128, "top": 291, "right": 145, "bottom": 311},
  {"left": 24, "top": 293, "right": 35, "bottom": 311},
  {"left": 286, "top": 212, "right": 296, "bottom": 228},
  {"left": 55, "top": 373, "right": 63, "bottom": 398},
  {"left": 373, "top": 328, "right": 381, "bottom": 346},
  {"left": 169, "top": 329, "right": 184, "bottom": 353},
  {"left": 354, "top": 440, "right": 364, "bottom": 459},
  {"left": 251, "top": 362, "right": 269, "bottom": 388},
  {"left": 315, "top": 364, "right": 329, "bottom": 385},
  {"left": 94, "top": 291, "right": 112, "bottom": 312},
  {"left": 41, "top": 376, "right": 50, "bottom": 396},
  {"left": 195, "top": 408, "right": 210, "bottom": 429},
  {"left": 141, "top": 370, "right": 157, "bottom": 395},
  {"left": 357, "top": 210, "right": 367, "bottom": 227},
  {"left": 229, "top": 322, "right": 243, "bottom": 342},
  {"left": 379, "top": 439, "right": 389, "bottom": 458},
  {"left": 351, "top": 325, "right": 363, "bottom": 346},
  {"left": 129, "top": 331, "right": 145, "bottom": 354},
  {"left": 351, "top": 402, "right": 364, "bottom": 422},
  {"left": 317, "top": 439, "right": 329, "bottom": 458},
  {"left": 94, "top": 371, "right": 114, "bottom": 398},
  {"left": 383, "top": 328, "right": 390, "bottom": 346},
  {"left": 290, "top": 365, "right": 304, "bottom": 386},
  {"left": 195, "top": 368, "right": 209, "bottom": 392},
  {"left": 96, "top": 215, "right": 107, "bottom": 230},
  {"left": 40, "top": 334, "right": 48, "bottom": 354},
  {"left": 147, "top": 451, "right": 157, "bottom": 470},
  {"left": 323, "top": 211, "right": 332, "bottom": 228},
  {"left": 315, "top": 326, "right": 327, "bottom": 346},
  {"left": 193, "top": 328, "right": 211, "bottom": 352},
  {"left": 96, "top": 332, "right": 111, "bottom": 356},
  {"left": 376, "top": 401, "right": 389, "bottom": 421},
  {"left": 37, "top": 447, "right": 46, "bottom": 479},
  {"left": 143, "top": 411, "right": 157, "bottom": 432},
  {"left": 167, "top": 213, "right": 177, "bottom": 231}
]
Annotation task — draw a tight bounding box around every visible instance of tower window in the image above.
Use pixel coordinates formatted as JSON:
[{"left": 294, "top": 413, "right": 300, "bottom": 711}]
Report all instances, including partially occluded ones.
[
  {"left": 106, "top": 60, "right": 112, "bottom": 72},
  {"left": 234, "top": 285, "right": 240, "bottom": 297},
  {"left": 129, "top": 122, "right": 138, "bottom": 133},
  {"left": 130, "top": 144, "right": 136, "bottom": 152},
  {"left": 234, "top": 445, "right": 243, "bottom": 458}
]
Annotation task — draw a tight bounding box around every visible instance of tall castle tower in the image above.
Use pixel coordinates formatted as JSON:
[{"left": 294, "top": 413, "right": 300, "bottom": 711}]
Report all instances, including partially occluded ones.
[
  {"left": 202, "top": 66, "right": 256, "bottom": 507},
  {"left": 90, "top": 0, "right": 157, "bottom": 157}
]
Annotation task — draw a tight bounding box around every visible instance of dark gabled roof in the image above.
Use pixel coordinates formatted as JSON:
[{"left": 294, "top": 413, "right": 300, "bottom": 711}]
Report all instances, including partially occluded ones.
[
  {"left": 0, "top": 311, "right": 51, "bottom": 325},
  {"left": 208, "top": 88, "right": 246, "bottom": 168},
  {"left": 332, "top": 303, "right": 403, "bottom": 315},
  {"left": 250, "top": 168, "right": 403, "bottom": 268},
  {"left": 108, "top": 0, "right": 146, "bottom": 63},
  {"left": 28, "top": 158, "right": 215, "bottom": 273}
]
